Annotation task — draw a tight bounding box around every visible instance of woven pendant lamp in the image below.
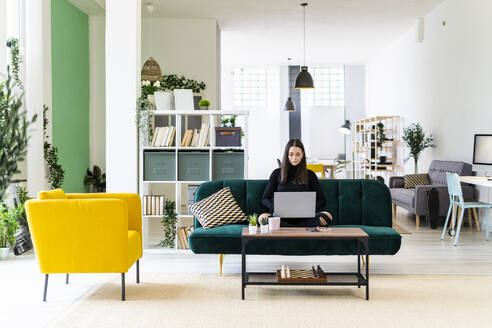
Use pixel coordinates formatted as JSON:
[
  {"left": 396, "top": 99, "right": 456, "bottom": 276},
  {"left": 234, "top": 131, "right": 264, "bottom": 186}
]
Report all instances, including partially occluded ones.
[{"left": 141, "top": 57, "right": 162, "bottom": 82}]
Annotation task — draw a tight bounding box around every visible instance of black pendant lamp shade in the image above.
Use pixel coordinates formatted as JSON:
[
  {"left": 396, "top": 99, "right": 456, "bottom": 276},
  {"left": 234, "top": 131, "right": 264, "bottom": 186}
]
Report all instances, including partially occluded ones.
[
  {"left": 295, "top": 66, "right": 314, "bottom": 89},
  {"left": 284, "top": 97, "right": 296, "bottom": 112},
  {"left": 295, "top": 3, "right": 314, "bottom": 89},
  {"left": 339, "top": 120, "right": 352, "bottom": 135}
]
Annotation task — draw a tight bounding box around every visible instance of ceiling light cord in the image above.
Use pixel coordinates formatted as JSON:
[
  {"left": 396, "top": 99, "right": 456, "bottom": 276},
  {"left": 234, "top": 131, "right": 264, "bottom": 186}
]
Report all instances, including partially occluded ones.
[{"left": 302, "top": 2, "right": 307, "bottom": 66}]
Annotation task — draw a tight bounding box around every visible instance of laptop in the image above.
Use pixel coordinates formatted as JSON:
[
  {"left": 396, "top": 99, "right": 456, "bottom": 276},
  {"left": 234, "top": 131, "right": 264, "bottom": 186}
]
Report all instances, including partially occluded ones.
[{"left": 273, "top": 192, "right": 316, "bottom": 218}]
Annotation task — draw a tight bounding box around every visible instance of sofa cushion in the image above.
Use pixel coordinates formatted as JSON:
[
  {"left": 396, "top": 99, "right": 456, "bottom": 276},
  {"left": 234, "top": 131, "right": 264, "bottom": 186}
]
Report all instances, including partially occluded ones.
[
  {"left": 188, "top": 224, "right": 401, "bottom": 256},
  {"left": 404, "top": 173, "right": 430, "bottom": 189},
  {"left": 428, "top": 160, "right": 472, "bottom": 185},
  {"left": 390, "top": 188, "right": 415, "bottom": 208},
  {"left": 189, "top": 186, "right": 247, "bottom": 229}
]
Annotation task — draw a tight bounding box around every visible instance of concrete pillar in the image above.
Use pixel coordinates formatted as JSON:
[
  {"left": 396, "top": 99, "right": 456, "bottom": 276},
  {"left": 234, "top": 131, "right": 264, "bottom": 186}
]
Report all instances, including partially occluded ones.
[
  {"left": 105, "top": 0, "right": 141, "bottom": 192},
  {"left": 25, "top": 0, "right": 47, "bottom": 195}
]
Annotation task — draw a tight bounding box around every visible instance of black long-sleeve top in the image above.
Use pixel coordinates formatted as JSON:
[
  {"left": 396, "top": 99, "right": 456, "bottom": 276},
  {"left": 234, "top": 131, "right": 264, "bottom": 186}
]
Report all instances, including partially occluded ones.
[{"left": 261, "top": 167, "right": 326, "bottom": 213}]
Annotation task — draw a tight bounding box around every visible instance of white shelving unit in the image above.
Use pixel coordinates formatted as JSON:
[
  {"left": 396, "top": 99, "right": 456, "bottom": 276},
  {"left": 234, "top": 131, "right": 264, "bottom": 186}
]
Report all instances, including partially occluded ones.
[{"left": 139, "top": 110, "right": 249, "bottom": 250}]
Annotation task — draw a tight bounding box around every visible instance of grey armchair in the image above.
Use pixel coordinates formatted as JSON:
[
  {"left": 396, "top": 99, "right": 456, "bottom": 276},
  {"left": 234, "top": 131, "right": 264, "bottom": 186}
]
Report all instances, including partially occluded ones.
[{"left": 390, "top": 160, "right": 476, "bottom": 227}]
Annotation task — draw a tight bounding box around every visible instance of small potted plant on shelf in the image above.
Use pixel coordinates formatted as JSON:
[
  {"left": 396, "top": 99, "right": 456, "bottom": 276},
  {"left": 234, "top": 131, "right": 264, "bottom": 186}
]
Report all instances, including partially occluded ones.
[
  {"left": 198, "top": 99, "right": 210, "bottom": 110},
  {"left": 260, "top": 216, "right": 269, "bottom": 234},
  {"left": 248, "top": 213, "right": 258, "bottom": 234},
  {"left": 0, "top": 203, "right": 22, "bottom": 260}
]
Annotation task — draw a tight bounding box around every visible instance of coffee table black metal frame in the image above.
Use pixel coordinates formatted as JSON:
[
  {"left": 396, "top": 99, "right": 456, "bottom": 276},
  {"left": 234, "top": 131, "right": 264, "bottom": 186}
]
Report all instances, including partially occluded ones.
[{"left": 241, "top": 231, "right": 370, "bottom": 300}]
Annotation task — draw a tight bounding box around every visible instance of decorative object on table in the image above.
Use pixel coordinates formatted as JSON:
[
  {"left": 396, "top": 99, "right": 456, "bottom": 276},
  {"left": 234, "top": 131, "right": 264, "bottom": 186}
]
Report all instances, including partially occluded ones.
[
  {"left": 268, "top": 216, "right": 281, "bottom": 230},
  {"left": 260, "top": 216, "right": 269, "bottom": 233},
  {"left": 402, "top": 123, "right": 435, "bottom": 174},
  {"left": 294, "top": 3, "right": 314, "bottom": 89},
  {"left": 216, "top": 115, "right": 242, "bottom": 147},
  {"left": 284, "top": 97, "right": 295, "bottom": 112},
  {"left": 157, "top": 200, "right": 178, "bottom": 248},
  {"left": 136, "top": 96, "right": 154, "bottom": 145},
  {"left": 141, "top": 57, "right": 162, "bottom": 82},
  {"left": 43, "top": 105, "right": 65, "bottom": 189},
  {"left": 12, "top": 185, "right": 33, "bottom": 255},
  {"left": 248, "top": 213, "right": 258, "bottom": 234},
  {"left": 403, "top": 173, "right": 430, "bottom": 189},
  {"left": 189, "top": 186, "right": 247, "bottom": 229},
  {"left": 198, "top": 99, "right": 210, "bottom": 110},
  {"left": 0, "top": 42, "right": 37, "bottom": 200},
  {"left": 173, "top": 89, "right": 194, "bottom": 111},
  {"left": 0, "top": 203, "right": 21, "bottom": 260},
  {"left": 83, "top": 165, "right": 106, "bottom": 192}
]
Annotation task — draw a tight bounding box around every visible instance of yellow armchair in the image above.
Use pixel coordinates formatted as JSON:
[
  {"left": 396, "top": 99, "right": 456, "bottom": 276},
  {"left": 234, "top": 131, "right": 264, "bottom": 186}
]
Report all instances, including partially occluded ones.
[{"left": 26, "top": 189, "right": 142, "bottom": 301}]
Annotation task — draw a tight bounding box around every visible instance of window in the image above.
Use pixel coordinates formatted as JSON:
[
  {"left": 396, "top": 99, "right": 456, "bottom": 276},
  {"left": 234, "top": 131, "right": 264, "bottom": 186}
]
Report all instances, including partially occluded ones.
[
  {"left": 301, "top": 67, "right": 345, "bottom": 107},
  {"left": 233, "top": 68, "right": 266, "bottom": 108}
]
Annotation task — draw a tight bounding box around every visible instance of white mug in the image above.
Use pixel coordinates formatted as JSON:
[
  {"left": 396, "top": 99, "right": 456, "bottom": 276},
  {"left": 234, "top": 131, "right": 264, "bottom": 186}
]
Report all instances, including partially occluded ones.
[{"left": 268, "top": 216, "right": 281, "bottom": 231}]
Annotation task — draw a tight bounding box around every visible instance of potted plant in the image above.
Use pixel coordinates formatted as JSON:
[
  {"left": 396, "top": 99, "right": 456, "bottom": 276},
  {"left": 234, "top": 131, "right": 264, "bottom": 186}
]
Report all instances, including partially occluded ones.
[
  {"left": 198, "top": 99, "right": 210, "bottom": 110},
  {"left": 83, "top": 165, "right": 106, "bottom": 192},
  {"left": 155, "top": 74, "right": 207, "bottom": 111},
  {"left": 157, "top": 200, "right": 177, "bottom": 248},
  {"left": 0, "top": 203, "right": 22, "bottom": 260},
  {"left": 260, "top": 216, "right": 269, "bottom": 233},
  {"left": 402, "top": 123, "right": 436, "bottom": 173},
  {"left": 216, "top": 115, "right": 242, "bottom": 147},
  {"left": 248, "top": 213, "right": 258, "bottom": 234}
]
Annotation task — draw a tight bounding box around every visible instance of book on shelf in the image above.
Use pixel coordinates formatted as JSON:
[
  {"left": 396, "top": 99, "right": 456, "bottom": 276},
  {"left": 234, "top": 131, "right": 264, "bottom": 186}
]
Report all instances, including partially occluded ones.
[
  {"left": 178, "top": 226, "right": 194, "bottom": 249},
  {"left": 143, "top": 195, "right": 165, "bottom": 215},
  {"left": 151, "top": 126, "right": 176, "bottom": 147}
]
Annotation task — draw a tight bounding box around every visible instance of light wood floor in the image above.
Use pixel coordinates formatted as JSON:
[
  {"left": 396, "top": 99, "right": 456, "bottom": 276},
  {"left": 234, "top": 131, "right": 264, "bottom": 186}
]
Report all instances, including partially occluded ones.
[{"left": 2, "top": 208, "right": 492, "bottom": 327}]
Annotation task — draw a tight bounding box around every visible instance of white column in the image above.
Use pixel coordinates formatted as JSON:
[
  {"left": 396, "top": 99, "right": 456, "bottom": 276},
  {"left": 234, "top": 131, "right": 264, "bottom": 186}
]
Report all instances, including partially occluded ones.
[
  {"left": 105, "top": 0, "right": 141, "bottom": 192},
  {"left": 25, "top": 0, "right": 47, "bottom": 195}
]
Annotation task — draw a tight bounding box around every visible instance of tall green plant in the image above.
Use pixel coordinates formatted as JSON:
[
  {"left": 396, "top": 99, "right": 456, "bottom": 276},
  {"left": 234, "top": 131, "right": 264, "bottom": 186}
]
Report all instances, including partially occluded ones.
[
  {"left": 0, "top": 66, "right": 37, "bottom": 200},
  {"left": 43, "top": 105, "right": 64, "bottom": 189},
  {"left": 157, "top": 200, "right": 177, "bottom": 248},
  {"left": 402, "top": 123, "right": 436, "bottom": 174}
]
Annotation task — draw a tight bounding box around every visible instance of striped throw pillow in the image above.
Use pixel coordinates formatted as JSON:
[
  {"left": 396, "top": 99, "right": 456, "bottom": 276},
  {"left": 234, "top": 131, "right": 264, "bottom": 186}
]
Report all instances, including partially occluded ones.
[
  {"left": 189, "top": 186, "right": 247, "bottom": 229},
  {"left": 404, "top": 173, "right": 430, "bottom": 189}
]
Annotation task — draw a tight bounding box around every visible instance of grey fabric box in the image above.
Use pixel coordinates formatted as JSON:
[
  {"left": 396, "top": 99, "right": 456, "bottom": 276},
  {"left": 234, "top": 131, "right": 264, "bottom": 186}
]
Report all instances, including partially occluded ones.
[
  {"left": 178, "top": 151, "right": 210, "bottom": 181},
  {"left": 212, "top": 151, "right": 244, "bottom": 180},
  {"left": 144, "top": 151, "right": 176, "bottom": 181}
]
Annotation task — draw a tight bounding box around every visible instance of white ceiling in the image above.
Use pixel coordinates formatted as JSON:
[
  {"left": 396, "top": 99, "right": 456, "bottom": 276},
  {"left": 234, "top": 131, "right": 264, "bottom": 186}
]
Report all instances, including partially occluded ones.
[{"left": 73, "top": 0, "right": 445, "bottom": 66}]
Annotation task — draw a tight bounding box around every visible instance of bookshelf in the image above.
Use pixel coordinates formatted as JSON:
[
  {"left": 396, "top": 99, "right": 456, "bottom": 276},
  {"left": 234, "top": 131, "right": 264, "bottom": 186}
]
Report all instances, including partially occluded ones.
[
  {"left": 352, "top": 116, "right": 402, "bottom": 182},
  {"left": 139, "top": 110, "right": 249, "bottom": 250}
]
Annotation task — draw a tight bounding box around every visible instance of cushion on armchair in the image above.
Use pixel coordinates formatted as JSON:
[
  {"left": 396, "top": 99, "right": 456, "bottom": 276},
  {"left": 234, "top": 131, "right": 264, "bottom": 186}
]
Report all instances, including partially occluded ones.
[
  {"left": 38, "top": 189, "right": 68, "bottom": 200},
  {"left": 404, "top": 174, "right": 430, "bottom": 189},
  {"left": 189, "top": 186, "right": 247, "bottom": 229}
]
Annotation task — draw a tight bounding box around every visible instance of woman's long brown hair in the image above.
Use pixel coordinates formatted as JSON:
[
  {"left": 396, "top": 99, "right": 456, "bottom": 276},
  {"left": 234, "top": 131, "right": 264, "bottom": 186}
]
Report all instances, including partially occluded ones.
[{"left": 280, "top": 139, "right": 308, "bottom": 185}]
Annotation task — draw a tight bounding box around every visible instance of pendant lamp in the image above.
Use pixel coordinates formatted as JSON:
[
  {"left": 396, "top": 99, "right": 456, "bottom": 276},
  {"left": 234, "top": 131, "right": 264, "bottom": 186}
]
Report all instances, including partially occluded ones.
[
  {"left": 339, "top": 120, "right": 352, "bottom": 134},
  {"left": 295, "top": 3, "right": 314, "bottom": 89},
  {"left": 284, "top": 97, "right": 296, "bottom": 112}
]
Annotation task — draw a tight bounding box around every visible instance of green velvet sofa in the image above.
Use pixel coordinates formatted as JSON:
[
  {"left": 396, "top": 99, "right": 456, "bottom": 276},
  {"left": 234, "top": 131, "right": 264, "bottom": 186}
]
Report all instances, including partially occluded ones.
[{"left": 189, "top": 179, "right": 401, "bottom": 268}]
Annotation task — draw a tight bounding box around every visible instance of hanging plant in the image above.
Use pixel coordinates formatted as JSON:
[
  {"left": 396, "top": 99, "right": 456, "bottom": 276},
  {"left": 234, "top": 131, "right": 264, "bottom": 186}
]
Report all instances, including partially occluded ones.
[
  {"left": 157, "top": 200, "right": 177, "bottom": 248},
  {"left": 136, "top": 96, "right": 154, "bottom": 145},
  {"left": 6, "top": 38, "right": 23, "bottom": 91},
  {"left": 43, "top": 105, "right": 65, "bottom": 189}
]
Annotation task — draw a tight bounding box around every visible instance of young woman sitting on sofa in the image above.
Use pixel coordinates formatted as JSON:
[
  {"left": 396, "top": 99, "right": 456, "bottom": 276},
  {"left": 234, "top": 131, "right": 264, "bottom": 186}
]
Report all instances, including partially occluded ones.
[{"left": 260, "top": 138, "right": 333, "bottom": 227}]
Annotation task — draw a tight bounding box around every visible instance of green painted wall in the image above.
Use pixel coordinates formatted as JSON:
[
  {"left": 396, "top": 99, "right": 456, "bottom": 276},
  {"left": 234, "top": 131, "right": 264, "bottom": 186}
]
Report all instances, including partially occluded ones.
[{"left": 51, "top": 0, "right": 89, "bottom": 192}]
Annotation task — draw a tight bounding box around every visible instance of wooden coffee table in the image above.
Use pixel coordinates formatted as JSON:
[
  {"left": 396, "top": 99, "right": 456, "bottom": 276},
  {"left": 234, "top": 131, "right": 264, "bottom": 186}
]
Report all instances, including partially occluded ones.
[{"left": 241, "top": 227, "right": 369, "bottom": 300}]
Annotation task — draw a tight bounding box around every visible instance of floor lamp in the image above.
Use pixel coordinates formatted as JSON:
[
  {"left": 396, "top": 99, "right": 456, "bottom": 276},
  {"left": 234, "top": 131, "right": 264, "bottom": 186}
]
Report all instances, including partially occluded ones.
[{"left": 339, "top": 120, "right": 355, "bottom": 178}]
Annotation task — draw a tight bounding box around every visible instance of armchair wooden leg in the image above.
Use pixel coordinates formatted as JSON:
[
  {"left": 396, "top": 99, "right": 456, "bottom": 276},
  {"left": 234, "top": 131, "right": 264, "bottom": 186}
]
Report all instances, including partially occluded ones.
[
  {"left": 416, "top": 215, "right": 420, "bottom": 228},
  {"left": 467, "top": 209, "right": 473, "bottom": 229},
  {"left": 43, "top": 274, "right": 49, "bottom": 302},
  {"left": 66, "top": 274, "right": 69, "bottom": 284},
  {"left": 473, "top": 208, "right": 481, "bottom": 232},
  {"left": 392, "top": 204, "right": 397, "bottom": 218},
  {"left": 219, "top": 254, "right": 224, "bottom": 277},
  {"left": 136, "top": 259, "right": 140, "bottom": 283},
  {"left": 121, "top": 273, "right": 125, "bottom": 301}
]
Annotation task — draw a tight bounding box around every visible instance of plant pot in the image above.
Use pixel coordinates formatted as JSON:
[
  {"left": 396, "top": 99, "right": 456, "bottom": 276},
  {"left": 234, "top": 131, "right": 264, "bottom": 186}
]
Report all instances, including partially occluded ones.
[
  {"left": 147, "top": 94, "right": 156, "bottom": 108},
  {"left": 0, "top": 247, "right": 10, "bottom": 260},
  {"left": 268, "top": 217, "right": 281, "bottom": 231},
  {"left": 248, "top": 225, "right": 257, "bottom": 234},
  {"left": 154, "top": 91, "right": 174, "bottom": 110},
  {"left": 199, "top": 106, "right": 209, "bottom": 110},
  {"left": 260, "top": 225, "right": 269, "bottom": 234}
]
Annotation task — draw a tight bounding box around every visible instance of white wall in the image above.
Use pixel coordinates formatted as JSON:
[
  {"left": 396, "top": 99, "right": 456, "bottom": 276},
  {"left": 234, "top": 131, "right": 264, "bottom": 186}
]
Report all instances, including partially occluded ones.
[
  {"left": 89, "top": 16, "right": 106, "bottom": 171},
  {"left": 141, "top": 18, "right": 219, "bottom": 108},
  {"left": 344, "top": 65, "right": 365, "bottom": 164},
  {"left": 367, "top": 0, "right": 492, "bottom": 175},
  {"left": 366, "top": 0, "right": 492, "bottom": 223}
]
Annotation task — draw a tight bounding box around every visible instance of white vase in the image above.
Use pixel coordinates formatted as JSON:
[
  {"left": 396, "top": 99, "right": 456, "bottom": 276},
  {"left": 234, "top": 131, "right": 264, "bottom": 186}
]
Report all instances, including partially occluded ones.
[
  {"left": 268, "top": 217, "right": 281, "bottom": 231},
  {"left": 154, "top": 91, "right": 174, "bottom": 110},
  {"left": 0, "top": 247, "right": 10, "bottom": 260},
  {"left": 260, "top": 225, "right": 269, "bottom": 234},
  {"left": 147, "top": 94, "right": 156, "bottom": 109},
  {"left": 248, "top": 225, "right": 257, "bottom": 234}
]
